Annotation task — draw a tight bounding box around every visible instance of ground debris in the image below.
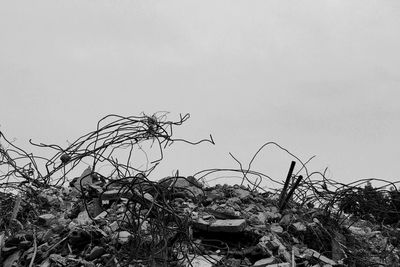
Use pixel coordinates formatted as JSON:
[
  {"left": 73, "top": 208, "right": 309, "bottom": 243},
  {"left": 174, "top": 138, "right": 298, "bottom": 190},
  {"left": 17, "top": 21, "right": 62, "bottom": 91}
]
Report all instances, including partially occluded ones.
[{"left": 1, "top": 114, "right": 400, "bottom": 266}]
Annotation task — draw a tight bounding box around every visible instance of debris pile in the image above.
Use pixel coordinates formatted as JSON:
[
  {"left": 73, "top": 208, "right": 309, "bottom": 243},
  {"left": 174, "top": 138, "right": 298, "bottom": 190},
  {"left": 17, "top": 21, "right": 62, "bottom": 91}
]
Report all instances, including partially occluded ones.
[{"left": 1, "top": 114, "right": 400, "bottom": 266}]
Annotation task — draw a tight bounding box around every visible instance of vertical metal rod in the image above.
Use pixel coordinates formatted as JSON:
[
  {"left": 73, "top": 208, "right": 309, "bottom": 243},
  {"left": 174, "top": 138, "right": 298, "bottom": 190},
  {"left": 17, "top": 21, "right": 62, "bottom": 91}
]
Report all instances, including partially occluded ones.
[
  {"left": 278, "top": 161, "right": 296, "bottom": 210},
  {"left": 280, "top": 175, "right": 303, "bottom": 212}
]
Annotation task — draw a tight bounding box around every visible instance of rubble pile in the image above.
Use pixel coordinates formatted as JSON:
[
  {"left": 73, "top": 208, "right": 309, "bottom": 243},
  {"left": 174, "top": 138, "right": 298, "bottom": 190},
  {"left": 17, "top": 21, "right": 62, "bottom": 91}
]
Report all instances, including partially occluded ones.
[
  {"left": 1, "top": 169, "right": 400, "bottom": 266},
  {"left": 1, "top": 114, "right": 400, "bottom": 266}
]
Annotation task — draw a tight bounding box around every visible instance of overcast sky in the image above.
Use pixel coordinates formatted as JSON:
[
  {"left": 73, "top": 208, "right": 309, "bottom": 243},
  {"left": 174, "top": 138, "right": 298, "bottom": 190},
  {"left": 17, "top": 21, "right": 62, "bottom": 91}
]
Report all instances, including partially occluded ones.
[{"left": 1, "top": 1, "right": 399, "bottom": 186}]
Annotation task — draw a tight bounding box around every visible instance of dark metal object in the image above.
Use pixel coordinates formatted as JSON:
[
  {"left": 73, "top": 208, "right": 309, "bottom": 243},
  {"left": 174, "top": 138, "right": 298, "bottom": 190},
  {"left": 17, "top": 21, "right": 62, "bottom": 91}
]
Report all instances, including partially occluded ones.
[{"left": 278, "top": 161, "right": 296, "bottom": 210}]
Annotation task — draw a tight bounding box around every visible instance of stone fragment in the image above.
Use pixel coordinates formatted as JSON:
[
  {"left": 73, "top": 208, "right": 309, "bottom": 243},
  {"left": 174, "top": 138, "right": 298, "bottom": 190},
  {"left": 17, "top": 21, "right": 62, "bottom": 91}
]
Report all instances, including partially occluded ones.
[
  {"left": 185, "top": 255, "right": 221, "bottom": 267},
  {"left": 279, "top": 249, "right": 292, "bottom": 264},
  {"left": 234, "top": 187, "right": 251, "bottom": 199},
  {"left": 304, "top": 249, "right": 336, "bottom": 265},
  {"left": 270, "top": 223, "right": 283, "bottom": 234},
  {"left": 159, "top": 176, "right": 203, "bottom": 199},
  {"left": 38, "top": 214, "right": 56, "bottom": 226},
  {"left": 87, "top": 198, "right": 102, "bottom": 218},
  {"left": 279, "top": 213, "right": 293, "bottom": 226},
  {"left": 39, "top": 259, "right": 51, "bottom": 267},
  {"left": 253, "top": 257, "right": 275, "bottom": 266},
  {"left": 94, "top": 211, "right": 108, "bottom": 220},
  {"left": 109, "top": 221, "right": 119, "bottom": 232},
  {"left": 223, "top": 258, "right": 242, "bottom": 267},
  {"left": 264, "top": 263, "right": 290, "bottom": 267},
  {"left": 264, "top": 211, "right": 281, "bottom": 222},
  {"left": 194, "top": 219, "right": 246, "bottom": 233},
  {"left": 3, "top": 250, "right": 21, "bottom": 267},
  {"left": 207, "top": 207, "right": 241, "bottom": 219},
  {"left": 331, "top": 231, "right": 346, "bottom": 261},
  {"left": 290, "top": 222, "right": 307, "bottom": 232},
  {"left": 101, "top": 189, "right": 132, "bottom": 200},
  {"left": 249, "top": 214, "right": 264, "bottom": 225},
  {"left": 116, "top": 231, "right": 131, "bottom": 244},
  {"left": 71, "top": 167, "right": 94, "bottom": 190},
  {"left": 75, "top": 210, "right": 92, "bottom": 225},
  {"left": 86, "top": 246, "right": 105, "bottom": 260}
]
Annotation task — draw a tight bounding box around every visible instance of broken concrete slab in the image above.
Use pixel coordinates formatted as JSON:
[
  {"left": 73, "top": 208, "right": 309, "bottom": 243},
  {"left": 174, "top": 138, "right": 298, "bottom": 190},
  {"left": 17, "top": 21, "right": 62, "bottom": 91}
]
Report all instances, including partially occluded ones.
[{"left": 194, "top": 218, "right": 247, "bottom": 232}]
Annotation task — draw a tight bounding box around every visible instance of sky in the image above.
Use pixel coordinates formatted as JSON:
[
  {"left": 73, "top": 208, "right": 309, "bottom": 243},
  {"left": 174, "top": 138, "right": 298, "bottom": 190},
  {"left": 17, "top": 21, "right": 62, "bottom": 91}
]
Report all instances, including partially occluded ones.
[{"left": 1, "top": 0, "right": 400, "bottom": 187}]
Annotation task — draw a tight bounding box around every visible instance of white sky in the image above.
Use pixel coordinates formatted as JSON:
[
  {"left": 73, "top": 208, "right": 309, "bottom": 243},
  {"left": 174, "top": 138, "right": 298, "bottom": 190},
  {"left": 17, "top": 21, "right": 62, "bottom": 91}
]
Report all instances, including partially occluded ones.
[{"left": 1, "top": 1, "right": 399, "bottom": 185}]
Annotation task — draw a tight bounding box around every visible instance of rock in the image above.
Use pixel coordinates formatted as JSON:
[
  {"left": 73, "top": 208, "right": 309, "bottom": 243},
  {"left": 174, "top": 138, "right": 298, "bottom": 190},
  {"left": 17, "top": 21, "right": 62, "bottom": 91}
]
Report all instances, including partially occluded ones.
[
  {"left": 264, "top": 211, "right": 281, "bottom": 222},
  {"left": 270, "top": 223, "right": 284, "bottom": 234},
  {"left": 290, "top": 222, "right": 307, "bottom": 232},
  {"left": 94, "top": 211, "right": 108, "bottom": 220},
  {"left": 223, "top": 258, "right": 242, "bottom": 267},
  {"left": 206, "top": 207, "right": 242, "bottom": 219},
  {"left": 253, "top": 257, "right": 275, "bottom": 266},
  {"left": 194, "top": 219, "right": 247, "bottom": 233},
  {"left": 116, "top": 231, "right": 131, "bottom": 244},
  {"left": 86, "top": 246, "right": 105, "bottom": 260},
  {"left": 101, "top": 189, "right": 132, "bottom": 200},
  {"left": 71, "top": 167, "right": 94, "bottom": 190},
  {"left": 39, "top": 259, "right": 51, "bottom": 267},
  {"left": 75, "top": 210, "right": 92, "bottom": 225},
  {"left": 3, "top": 250, "right": 21, "bottom": 267},
  {"left": 248, "top": 214, "right": 264, "bottom": 225},
  {"left": 38, "top": 214, "right": 56, "bottom": 226},
  {"left": 159, "top": 176, "right": 204, "bottom": 199},
  {"left": 279, "top": 213, "right": 293, "bottom": 226},
  {"left": 87, "top": 198, "right": 103, "bottom": 218},
  {"left": 331, "top": 231, "right": 346, "bottom": 261},
  {"left": 109, "top": 221, "right": 119, "bottom": 232},
  {"left": 185, "top": 254, "right": 222, "bottom": 267},
  {"left": 234, "top": 187, "right": 251, "bottom": 199},
  {"left": 264, "top": 263, "right": 290, "bottom": 267},
  {"left": 304, "top": 249, "right": 336, "bottom": 265}
]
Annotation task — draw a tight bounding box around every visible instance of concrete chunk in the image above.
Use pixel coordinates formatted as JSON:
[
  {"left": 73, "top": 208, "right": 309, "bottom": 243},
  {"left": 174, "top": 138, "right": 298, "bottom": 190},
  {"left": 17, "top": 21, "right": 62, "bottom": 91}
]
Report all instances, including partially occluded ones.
[
  {"left": 38, "top": 214, "right": 56, "bottom": 226},
  {"left": 253, "top": 257, "right": 275, "bottom": 266},
  {"left": 305, "top": 249, "right": 336, "bottom": 265},
  {"left": 194, "top": 219, "right": 246, "bottom": 232}
]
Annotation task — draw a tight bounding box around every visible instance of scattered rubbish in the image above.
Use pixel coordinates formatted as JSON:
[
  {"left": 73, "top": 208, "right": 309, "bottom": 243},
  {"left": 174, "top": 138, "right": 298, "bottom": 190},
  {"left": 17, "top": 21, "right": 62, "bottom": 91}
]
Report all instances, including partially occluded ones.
[{"left": 1, "top": 114, "right": 399, "bottom": 266}]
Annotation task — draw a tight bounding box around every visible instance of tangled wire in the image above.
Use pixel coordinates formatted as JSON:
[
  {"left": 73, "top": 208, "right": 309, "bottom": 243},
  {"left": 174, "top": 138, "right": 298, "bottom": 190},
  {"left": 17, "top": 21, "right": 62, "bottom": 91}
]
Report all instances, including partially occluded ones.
[{"left": 1, "top": 113, "right": 399, "bottom": 266}]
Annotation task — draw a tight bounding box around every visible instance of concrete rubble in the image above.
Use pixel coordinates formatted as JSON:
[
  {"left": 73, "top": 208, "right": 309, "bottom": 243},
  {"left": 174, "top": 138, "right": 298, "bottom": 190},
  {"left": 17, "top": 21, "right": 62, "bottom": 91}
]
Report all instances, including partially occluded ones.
[{"left": 1, "top": 171, "right": 400, "bottom": 266}]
